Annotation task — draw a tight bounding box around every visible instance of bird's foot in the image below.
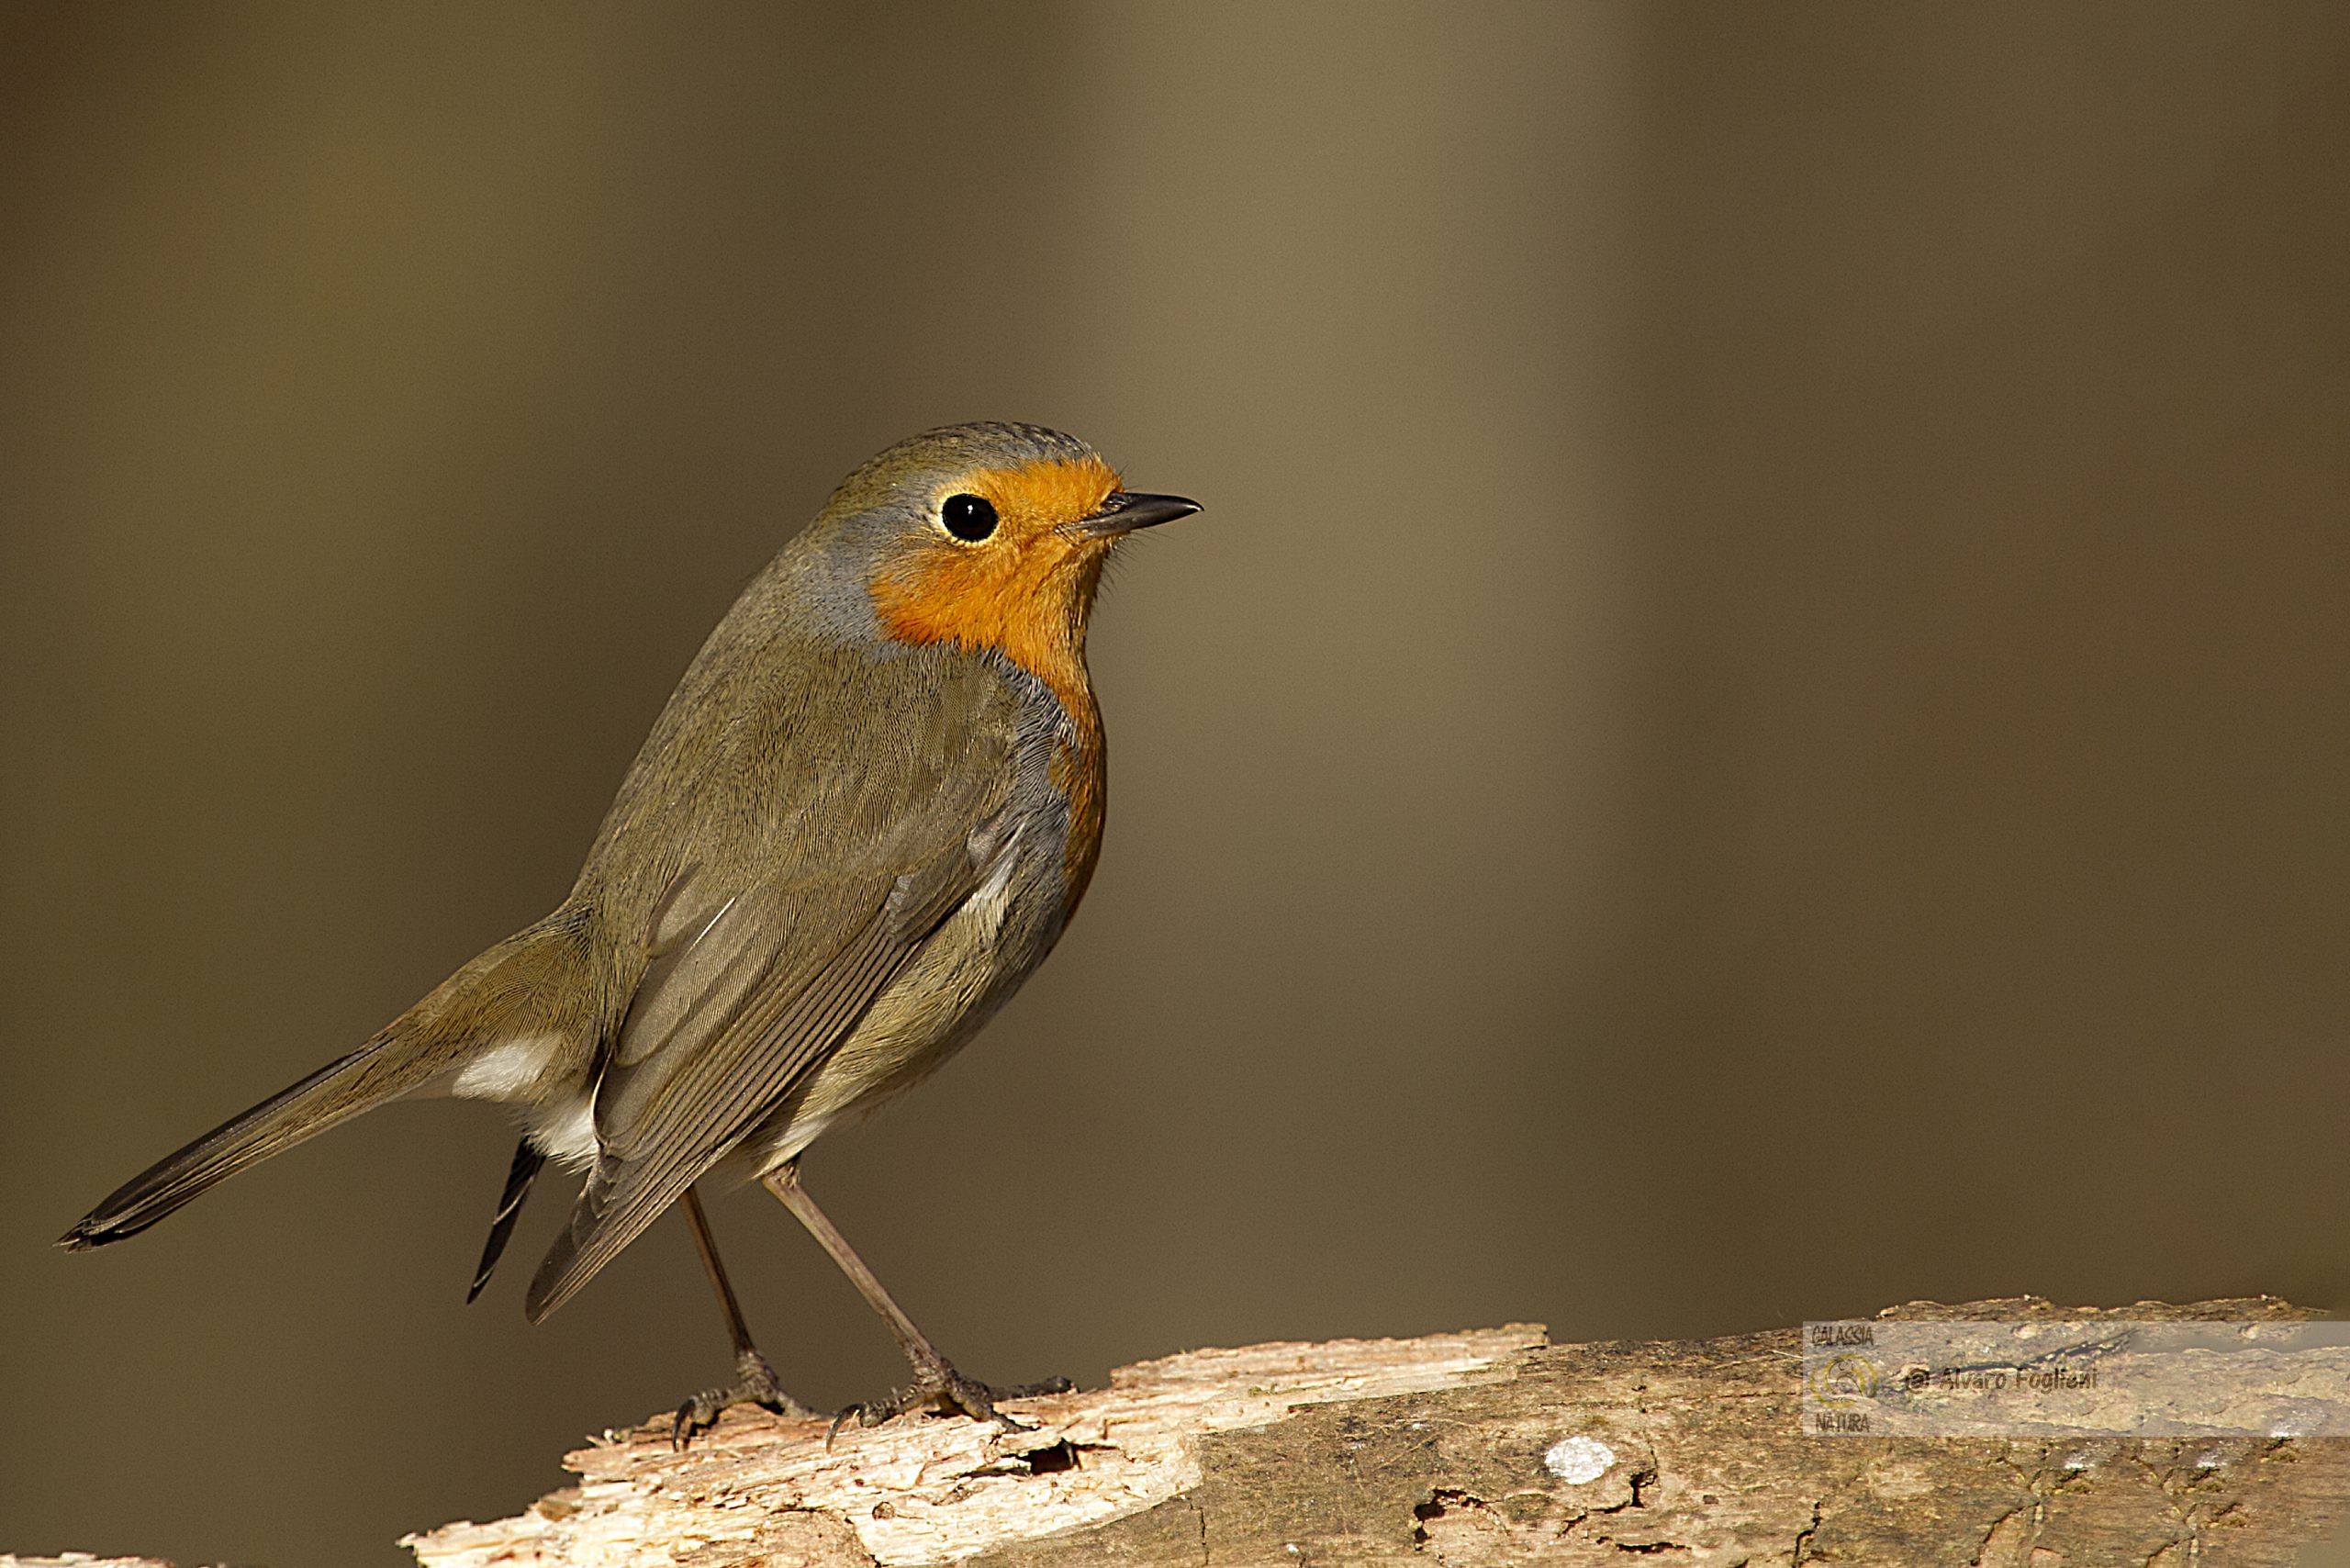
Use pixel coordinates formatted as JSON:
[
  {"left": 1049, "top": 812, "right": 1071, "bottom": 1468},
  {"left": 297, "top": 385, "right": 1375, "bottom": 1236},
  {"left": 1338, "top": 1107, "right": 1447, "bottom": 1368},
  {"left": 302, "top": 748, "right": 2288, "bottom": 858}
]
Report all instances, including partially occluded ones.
[
  {"left": 673, "top": 1348, "right": 816, "bottom": 1450},
  {"left": 827, "top": 1363, "right": 1075, "bottom": 1445}
]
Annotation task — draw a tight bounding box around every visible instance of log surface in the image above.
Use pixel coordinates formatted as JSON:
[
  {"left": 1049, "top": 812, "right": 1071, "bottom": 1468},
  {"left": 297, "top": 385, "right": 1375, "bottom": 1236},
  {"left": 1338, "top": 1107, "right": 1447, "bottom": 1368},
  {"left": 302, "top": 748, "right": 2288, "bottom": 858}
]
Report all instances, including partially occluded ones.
[
  {"left": 405, "top": 1298, "right": 2350, "bottom": 1567},
  {"left": 15, "top": 1299, "right": 2350, "bottom": 1566}
]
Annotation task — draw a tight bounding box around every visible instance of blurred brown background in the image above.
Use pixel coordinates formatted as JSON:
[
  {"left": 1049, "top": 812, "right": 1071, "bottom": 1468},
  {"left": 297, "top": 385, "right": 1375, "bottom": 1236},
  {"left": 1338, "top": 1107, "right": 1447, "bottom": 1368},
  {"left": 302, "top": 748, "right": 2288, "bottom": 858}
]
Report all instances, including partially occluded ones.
[{"left": 4, "top": 3, "right": 2347, "bottom": 1562}]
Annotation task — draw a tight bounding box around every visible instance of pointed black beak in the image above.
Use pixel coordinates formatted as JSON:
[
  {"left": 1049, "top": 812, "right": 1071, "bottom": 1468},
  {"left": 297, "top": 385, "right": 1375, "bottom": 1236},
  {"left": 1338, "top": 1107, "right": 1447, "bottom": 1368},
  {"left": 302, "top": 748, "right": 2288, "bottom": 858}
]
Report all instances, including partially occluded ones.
[{"left": 1078, "top": 490, "right": 1203, "bottom": 538}]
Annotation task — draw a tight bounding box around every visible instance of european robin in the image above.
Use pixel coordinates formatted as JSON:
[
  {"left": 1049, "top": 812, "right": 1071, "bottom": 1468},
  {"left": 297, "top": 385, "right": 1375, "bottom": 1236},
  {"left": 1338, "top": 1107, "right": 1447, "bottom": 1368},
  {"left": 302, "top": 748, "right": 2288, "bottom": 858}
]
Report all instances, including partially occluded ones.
[{"left": 62, "top": 421, "right": 1201, "bottom": 1443}]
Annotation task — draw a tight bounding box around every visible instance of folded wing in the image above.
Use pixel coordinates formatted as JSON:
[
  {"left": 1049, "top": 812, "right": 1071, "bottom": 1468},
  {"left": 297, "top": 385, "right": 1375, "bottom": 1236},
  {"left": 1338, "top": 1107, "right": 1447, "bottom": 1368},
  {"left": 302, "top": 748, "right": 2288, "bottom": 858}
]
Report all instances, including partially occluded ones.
[{"left": 522, "top": 648, "right": 1024, "bottom": 1324}]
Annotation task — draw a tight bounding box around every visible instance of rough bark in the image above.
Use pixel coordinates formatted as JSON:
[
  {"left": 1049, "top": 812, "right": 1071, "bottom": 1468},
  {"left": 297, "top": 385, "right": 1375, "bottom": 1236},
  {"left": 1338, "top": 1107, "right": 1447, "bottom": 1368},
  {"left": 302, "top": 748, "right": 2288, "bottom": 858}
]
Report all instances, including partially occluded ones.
[
  {"left": 409, "top": 1298, "right": 2350, "bottom": 1567},
  {"left": 16, "top": 1299, "right": 2350, "bottom": 1567}
]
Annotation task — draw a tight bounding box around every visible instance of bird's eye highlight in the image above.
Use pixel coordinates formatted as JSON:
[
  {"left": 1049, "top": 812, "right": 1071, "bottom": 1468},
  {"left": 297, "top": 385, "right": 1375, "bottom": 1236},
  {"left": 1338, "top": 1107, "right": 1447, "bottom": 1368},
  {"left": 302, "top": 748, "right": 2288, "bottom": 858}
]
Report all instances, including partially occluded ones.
[{"left": 940, "top": 493, "right": 999, "bottom": 543}]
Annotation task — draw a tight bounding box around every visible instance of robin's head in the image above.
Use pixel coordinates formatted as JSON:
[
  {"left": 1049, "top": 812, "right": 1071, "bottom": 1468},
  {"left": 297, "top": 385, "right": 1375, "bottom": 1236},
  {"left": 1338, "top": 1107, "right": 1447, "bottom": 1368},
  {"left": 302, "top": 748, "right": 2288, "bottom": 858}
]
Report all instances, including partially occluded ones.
[{"left": 812, "top": 422, "right": 1199, "bottom": 700}]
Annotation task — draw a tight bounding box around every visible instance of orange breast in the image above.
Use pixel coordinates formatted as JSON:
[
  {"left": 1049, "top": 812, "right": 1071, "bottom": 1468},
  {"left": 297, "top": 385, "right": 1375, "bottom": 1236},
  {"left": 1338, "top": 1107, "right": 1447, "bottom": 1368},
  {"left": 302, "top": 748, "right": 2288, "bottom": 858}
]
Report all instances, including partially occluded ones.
[{"left": 1048, "top": 728, "right": 1108, "bottom": 913}]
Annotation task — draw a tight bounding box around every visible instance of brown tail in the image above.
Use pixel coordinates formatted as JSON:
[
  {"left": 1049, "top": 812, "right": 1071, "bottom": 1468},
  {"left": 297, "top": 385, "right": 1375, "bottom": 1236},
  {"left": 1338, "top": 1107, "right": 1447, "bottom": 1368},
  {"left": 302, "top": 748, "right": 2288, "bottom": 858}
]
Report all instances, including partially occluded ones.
[
  {"left": 58, "top": 1036, "right": 421, "bottom": 1249},
  {"left": 59, "top": 919, "right": 588, "bottom": 1252}
]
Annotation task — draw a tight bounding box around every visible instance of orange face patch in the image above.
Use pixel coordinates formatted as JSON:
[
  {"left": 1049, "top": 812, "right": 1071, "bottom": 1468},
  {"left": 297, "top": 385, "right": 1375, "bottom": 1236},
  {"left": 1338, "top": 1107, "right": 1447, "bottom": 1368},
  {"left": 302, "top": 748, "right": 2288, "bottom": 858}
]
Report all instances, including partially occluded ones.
[
  {"left": 867, "top": 455, "right": 1124, "bottom": 725},
  {"left": 964, "top": 454, "right": 1122, "bottom": 529}
]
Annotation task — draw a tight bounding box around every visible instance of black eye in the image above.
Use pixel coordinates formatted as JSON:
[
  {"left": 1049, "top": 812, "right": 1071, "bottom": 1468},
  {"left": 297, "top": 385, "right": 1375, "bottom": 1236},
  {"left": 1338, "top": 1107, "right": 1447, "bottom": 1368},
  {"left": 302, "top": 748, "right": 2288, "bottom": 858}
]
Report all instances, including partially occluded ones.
[{"left": 941, "top": 493, "right": 998, "bottom": 542}]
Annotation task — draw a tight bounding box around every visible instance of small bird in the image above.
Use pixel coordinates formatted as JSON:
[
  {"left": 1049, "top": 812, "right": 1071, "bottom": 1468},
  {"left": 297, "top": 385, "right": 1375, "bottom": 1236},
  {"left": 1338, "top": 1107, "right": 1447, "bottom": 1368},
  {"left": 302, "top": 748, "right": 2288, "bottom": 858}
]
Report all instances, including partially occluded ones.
[{"left": 61, "top": 421, "right": 1200, "bottom": 1443}]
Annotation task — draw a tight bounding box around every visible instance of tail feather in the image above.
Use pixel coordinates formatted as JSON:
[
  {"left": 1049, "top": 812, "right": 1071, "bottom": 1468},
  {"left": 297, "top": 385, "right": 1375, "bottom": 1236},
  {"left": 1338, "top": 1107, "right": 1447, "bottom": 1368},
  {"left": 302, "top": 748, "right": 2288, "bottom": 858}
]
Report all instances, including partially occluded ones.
[
  {"left": 60, "top": 917, "right": 596, "bottom": 1255},
  {"left": 465, "top": 1137, "right": 547, "bottom": 1302},
  {"left": 59, "top": 1036, "right": 413, "bottom": 1249}
]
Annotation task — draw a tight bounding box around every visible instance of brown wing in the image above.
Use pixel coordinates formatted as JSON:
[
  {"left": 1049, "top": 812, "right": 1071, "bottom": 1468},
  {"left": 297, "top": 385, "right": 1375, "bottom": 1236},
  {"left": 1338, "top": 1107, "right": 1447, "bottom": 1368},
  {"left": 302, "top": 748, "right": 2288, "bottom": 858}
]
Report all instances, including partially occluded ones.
[{"left": 522, "top": 645, "right": 1022, "bottom": 1324}]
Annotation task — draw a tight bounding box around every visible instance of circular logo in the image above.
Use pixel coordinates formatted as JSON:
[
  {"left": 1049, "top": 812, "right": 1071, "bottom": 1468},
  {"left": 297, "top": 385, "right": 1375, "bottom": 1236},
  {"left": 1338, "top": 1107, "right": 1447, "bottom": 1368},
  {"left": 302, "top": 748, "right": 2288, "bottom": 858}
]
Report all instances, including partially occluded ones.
[{"left": 1809, "top": 1353, "right": 1879, "bottom": 1408}]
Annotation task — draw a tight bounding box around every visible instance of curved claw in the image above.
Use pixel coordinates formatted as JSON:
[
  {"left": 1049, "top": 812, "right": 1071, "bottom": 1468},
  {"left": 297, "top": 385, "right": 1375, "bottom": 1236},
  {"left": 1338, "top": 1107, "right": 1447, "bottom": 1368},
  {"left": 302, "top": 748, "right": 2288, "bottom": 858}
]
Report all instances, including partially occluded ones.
[
  {"left": 672, "top": 1394, "right": 721, "bottom": 1450},
  {"left": 825, "top": 1404, "right": 861, "bottom": 1450}
]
